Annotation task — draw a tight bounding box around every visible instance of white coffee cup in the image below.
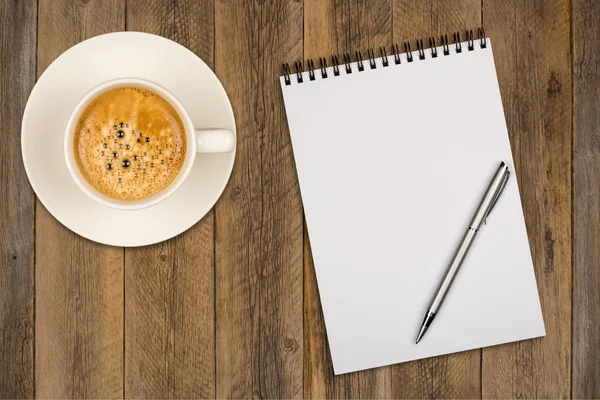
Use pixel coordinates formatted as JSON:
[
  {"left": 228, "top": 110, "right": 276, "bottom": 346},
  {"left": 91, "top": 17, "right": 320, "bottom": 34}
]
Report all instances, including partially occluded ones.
[{"left": 64, "top": 78, "right": 235, "bottom": 211}]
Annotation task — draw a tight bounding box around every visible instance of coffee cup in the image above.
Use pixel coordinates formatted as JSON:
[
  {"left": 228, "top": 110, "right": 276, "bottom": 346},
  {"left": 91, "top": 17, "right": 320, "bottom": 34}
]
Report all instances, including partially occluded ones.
[{"left": 64, "top": 78, "right": 235, "bottom": 211}]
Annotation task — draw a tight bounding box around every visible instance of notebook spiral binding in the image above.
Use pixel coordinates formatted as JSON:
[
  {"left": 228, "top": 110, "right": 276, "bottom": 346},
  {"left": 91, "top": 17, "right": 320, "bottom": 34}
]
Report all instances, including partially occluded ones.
[{"left": 282, "top": 28, "right": 487, "bottom": 86}]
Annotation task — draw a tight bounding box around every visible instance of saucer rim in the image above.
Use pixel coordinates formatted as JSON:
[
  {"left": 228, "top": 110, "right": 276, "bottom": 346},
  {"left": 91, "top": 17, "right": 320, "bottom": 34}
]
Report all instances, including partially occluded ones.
[{"left": 21, "top": 31, "right": 236, "bottom": 247}]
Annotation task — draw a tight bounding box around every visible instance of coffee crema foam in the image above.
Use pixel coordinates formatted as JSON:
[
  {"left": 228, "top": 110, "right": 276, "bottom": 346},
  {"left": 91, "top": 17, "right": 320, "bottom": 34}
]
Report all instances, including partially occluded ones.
[{"left": 74, "top": 87, "right": 186, "bottom": 201}]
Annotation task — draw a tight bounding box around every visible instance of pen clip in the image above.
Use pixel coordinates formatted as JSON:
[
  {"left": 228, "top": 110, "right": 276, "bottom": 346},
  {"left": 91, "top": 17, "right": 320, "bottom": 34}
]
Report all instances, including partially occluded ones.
[{"left": 483, "top": 169, "right": 510, "bottom": 224}]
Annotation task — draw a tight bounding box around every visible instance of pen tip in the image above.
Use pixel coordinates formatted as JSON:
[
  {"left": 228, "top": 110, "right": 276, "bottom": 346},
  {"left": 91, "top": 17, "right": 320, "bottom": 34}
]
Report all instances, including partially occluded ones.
[{"left": 415, "top": 324, "right": 428, "bottom": 345}]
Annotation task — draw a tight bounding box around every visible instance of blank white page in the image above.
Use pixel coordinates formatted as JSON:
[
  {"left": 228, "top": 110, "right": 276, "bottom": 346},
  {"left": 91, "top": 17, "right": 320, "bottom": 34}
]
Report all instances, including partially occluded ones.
[{"left": 280, "top": 40, "right": 545, "bottom": 375}]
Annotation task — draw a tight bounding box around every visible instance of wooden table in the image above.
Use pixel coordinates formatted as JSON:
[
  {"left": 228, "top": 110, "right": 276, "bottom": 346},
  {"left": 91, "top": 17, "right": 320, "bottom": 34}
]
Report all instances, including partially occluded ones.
[{"left": 1, "top": 0, "right": 598, "bottom": 398}]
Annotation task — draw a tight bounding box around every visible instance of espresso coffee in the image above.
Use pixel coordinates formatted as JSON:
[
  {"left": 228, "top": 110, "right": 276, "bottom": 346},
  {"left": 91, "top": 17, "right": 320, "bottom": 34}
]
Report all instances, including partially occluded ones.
[{"left": 74, "top": 87, "right": 187, "bottom": 200}]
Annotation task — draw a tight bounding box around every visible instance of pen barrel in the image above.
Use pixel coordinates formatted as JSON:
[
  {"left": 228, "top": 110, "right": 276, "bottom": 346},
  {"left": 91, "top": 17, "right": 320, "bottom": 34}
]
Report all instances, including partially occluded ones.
[
  {"left": 470, "top": 162, "right": 510, "bottom": 229},
  {"left": 428, "top": 227, "right": 477, "bottom": 313}
]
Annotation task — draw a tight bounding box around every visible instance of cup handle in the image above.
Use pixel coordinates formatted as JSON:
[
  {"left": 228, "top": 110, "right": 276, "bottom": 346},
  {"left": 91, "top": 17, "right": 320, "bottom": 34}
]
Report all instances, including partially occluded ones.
[{"left": 195, "top": 129, "right": 235, "bottom": 153}]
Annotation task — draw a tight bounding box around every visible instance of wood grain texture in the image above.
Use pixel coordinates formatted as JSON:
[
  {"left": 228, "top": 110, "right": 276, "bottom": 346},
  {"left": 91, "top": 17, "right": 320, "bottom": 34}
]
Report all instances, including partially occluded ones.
[
  {"left": 391, "top": 1, "right": 482, "bottom": 398},
  {"left": 483, "top": 0, "right": 572, "bottom": 398},
  {"left": 303, "top": 1, "right": 392, "bottom": 398},
  {"left": 3, "top": 0, "right": 598, "bottom": 397},
  {"left": 572, "top": 0, "right": 600, "bottom": 397},
  {"left": 214, "top": 0, "right": 304, "bottom": 398},
  {"left": 0, "top": 0, "right": 36, "bottom": 397},
  {"left": 35, "top": 1, "right": 125, "bottom": 398},
  {"left": 123, "top": 1, "right": 216, "bottom": 398},
  {"left": 124, "top": 225, "right": 215, "bottom": 398}
]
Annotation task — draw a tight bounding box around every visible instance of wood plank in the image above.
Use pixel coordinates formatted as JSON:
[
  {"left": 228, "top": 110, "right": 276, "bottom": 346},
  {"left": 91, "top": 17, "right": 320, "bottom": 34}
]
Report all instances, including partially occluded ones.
[
  {"left": 35, "top": 1, "right": 125, "bottom": 398},
  {"left": 482, "top": 0, "right": 572, "bottom": 398},
  {"left": 572, "top": 0, "right": 600, "bottom": 397},
  {"left": 0, "top": 0, "right": 37, "bottom": 397},
  {"left": 214, "top": 1, "right": 304, "bottom": 398},
  {"left": 303, "top": 1, "right": 392, "bottom": 398},
  {"left": 124, "top": 2, "right": 216, "bottom": 397},
  {"left": 391, "top": 1, "right": 482, "bottom": 398}
]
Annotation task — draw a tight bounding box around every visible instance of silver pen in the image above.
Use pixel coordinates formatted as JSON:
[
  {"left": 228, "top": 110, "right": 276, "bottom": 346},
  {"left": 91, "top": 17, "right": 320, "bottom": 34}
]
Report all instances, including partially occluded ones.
[{"left": 415, "top": 161, "right": 510, "bottom": 344}]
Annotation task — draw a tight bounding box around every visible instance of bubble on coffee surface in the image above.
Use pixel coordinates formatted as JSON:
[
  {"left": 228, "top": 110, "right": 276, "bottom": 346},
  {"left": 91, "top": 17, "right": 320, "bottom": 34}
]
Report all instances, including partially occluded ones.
[{"left": 72, "top": 87, "right": 186, "bottom": 200}]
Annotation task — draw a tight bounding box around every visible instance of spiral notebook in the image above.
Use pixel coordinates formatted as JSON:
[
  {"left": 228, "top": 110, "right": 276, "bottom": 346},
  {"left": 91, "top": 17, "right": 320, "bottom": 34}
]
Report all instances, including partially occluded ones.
[{"left": 280, "top": 30, "right": 545, "bottom": 375}]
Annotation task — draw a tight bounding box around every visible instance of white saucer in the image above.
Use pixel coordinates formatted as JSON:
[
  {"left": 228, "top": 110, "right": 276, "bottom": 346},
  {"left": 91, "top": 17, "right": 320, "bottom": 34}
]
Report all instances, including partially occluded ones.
[{"left": 22, "top": 32, "right": 236, "bottom": 247}]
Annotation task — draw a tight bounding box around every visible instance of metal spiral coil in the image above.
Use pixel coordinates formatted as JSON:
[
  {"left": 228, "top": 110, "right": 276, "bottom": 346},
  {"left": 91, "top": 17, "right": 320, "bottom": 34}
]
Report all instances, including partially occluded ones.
[
  {"left": 466, "top": 29, "right": 474, "bottom": 51},
  {"left": 454, "top": 32, "right": 462, "bottom": 53},
  {"left": 307, "top": 59, "right": 315, "bottom": 81},
  {"left": 282, "top": 63, "right": 291, "bottom": 85},
  {"left": 404, "top": 41, "right": 414, "bottom": 62},
  {"left": 478, "top": 27, "right": 487, "bottom": 48},
  {"left": 416, "top": 39, "right": 425, "bottom": 60},
  {"left": 356, "top": 51, "right": 365, "bottom": 71},
  {"left": 294, "top": 60, "right": 303, "bottom": 83},
  {"left": 343, "top": 53, "right": 352, "bottom": 74},
  {"left": 380, "top": 47, "right": 389, "bottom": 66},
  {"left": 282, "top": 28, "right": 488, "bottom": 85},
  {"left": 429, "top": 37, "right": 438, "bottom": 58},
  {"left": 392, "top": 43, "right": 401, "bottom": 64},
  {"left": 332, "top": 54, "right": 340, "bottom": 76},
  {"left": 319, "top": 57, "right": 328, "bottom": 78},
  {"left": 368, "top": 48, "right": 377, "bottom": 69},
  {"left": 441, "top": 34, "right": 450, "bottom": 55}
]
